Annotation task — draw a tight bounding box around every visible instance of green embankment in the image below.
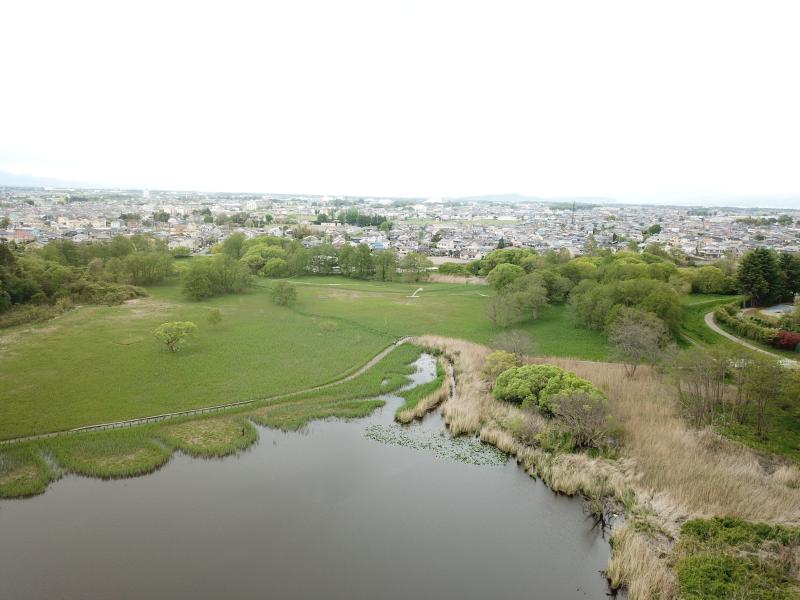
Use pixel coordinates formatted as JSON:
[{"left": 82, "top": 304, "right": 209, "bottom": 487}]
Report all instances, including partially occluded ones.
[{"left": 0, "top": 343, "right": 426, "bottom": 498}]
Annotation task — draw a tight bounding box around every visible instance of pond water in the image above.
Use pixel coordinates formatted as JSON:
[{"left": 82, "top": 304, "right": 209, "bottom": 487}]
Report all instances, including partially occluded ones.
[{"left": 0, "top": 354, "right": 612, "bottom": 599}]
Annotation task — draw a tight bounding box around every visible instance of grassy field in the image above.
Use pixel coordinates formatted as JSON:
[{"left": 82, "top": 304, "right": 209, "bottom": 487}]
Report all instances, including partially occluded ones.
[
  {"left": 0, "top": 283, "right": 393, "bottom": 440},
  {"left": 0, "top": 342, "right": 426, "bottom": 498},
  {"left": 274, "top": 276, "right": 609, "bottom": 359}
]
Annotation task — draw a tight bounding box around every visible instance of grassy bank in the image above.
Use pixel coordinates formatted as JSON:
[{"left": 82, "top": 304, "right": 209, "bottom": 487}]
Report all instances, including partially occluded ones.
[
  {"left": 0, "top": 343, "right": 426, "bottom": 498},
  {"left": 680, "top": 294, "right": 741, "bottom": 345}
]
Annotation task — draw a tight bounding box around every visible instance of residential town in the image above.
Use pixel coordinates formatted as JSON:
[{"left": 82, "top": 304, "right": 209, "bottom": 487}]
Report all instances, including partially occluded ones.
[{"left": 2, "top": 186, "right": 799, "bottom": 262}]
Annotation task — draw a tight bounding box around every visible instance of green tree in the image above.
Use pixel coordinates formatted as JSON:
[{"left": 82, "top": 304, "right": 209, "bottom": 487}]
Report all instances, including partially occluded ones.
[
  {"left": 481, "top": 350, "right": 520, "bottom": 385},
  {"left": 485, "top": 294, "right": 523, "bottom": 327},
  {"left": 373, "top": 249, "right": 398, "bottom": 282},
  {"left": 222, "top": 233, "right": 246, "bottom": 259},
  {"left": 153, "top": 321, "right": 197, "bottom": 352},
  {"left": 400, "top": 252, "right": 432, "bottom": 282},
  {"left": 508, "top": 273, "right": 549, "bottom": 320},
  {"left": 271, "top": 281, "right": 297, "bottom": 306},
  {"left": 737, "top": 248, "right": 781, "bottom": 306},
  {"left": 354, "top": 244, "right": 375, "bottom": 279},
  {"left": 486, "top": 263, "right": 524, "bottom": 291}
]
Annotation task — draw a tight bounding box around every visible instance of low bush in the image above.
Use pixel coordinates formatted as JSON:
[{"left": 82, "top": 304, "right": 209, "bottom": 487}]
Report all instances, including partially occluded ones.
[
  {"left": 714, "top": 304, "right": 779, "bottom": 344},
  {"left": 493, "top": 363, "right": 604, "bottom": 415},
  {"left": 773, "top": 330, "right": 800, "bottom": 352}
]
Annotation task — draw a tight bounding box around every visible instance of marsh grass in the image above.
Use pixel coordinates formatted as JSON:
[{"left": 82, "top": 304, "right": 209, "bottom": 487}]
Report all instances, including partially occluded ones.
[
  {"left": 157, "top": 415, "right": 259, "bottom": 458},
  {"left": 47, "top": 428, "right": 172, "bottom": 479},
  {"left": 0, "top": 445, "right": 54, "bottom": 498},
  {"left": 250, "top": 399, "right": 385, "bottom": 431}
]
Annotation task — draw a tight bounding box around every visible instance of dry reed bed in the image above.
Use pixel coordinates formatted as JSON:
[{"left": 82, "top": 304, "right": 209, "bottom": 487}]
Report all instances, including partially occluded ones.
[
  {"left": 396, "top": 361, "right": 453, "bottom": 424},
  {"left": 413, "top": 335, "right": 800, "bottom": 599}
]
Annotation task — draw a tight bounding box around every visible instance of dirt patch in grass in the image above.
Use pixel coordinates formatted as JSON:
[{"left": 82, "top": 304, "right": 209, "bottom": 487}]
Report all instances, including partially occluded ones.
[
  {"left": 321, "top": 291, "right": 363, "bottom": 302},
  {"left": 158, "top": 416, "right": 258, "bottom": 457},
  {"left": 93, "top": 448, "right": 150, "bottom": 470},
  {"left": 0, "top": 465, "right": 38, "bottom": 486},
  {"left": 107, "top": 297, "right": 174, "bottom": 320}
]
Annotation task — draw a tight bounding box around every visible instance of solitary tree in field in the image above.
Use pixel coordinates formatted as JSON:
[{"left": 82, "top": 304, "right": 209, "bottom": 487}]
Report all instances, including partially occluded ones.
[
  {"left": 207, "top": 308, "right": 222, "bottom": 327},
  {"left": 607, "top": 308, "right": 670, "bottom": 377},
  {"left": 271, "top": 281, "right": 297, "bottom": 306},
  {"left": 154, "top": 321, "right": 197, "bottom": 352},
  {"left": 400, "top": 252, "right": 433, "bottom": 282}
]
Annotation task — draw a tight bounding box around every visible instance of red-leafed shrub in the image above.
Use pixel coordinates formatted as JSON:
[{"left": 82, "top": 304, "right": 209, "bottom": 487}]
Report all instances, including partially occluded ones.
[{"left": 773, "top": 330, "right": 800, "bottom": 351}]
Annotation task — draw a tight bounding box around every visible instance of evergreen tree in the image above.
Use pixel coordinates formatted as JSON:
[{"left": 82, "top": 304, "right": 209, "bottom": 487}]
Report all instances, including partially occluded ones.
[{"left": 737, "top": 248, "right": 780, "bottom": 306}]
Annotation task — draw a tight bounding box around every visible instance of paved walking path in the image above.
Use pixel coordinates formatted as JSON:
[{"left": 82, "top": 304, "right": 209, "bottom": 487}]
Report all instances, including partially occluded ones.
[
  {"left": 0, "top": 337, "right": 410, "bottom": 446},
  {"left": 704, "top": 312, "right": 798, "bottom": 368}
]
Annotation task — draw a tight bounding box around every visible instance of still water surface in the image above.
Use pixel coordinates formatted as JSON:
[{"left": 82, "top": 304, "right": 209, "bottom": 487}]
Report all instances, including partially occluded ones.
[{"left": 0, "top": 355, "right": 611, "bottom": 599}]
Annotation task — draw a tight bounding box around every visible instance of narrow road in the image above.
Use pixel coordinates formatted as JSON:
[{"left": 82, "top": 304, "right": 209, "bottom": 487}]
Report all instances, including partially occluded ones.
[
  {"left": 0, "top": 337, "right": 410, "bottom": 446},
  {"left": 704, "top": 312, "right": 798, "bottom": 367}
]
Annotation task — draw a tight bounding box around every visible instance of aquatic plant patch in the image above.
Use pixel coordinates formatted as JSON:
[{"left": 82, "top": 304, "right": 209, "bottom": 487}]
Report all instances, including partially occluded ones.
[{"left": 364, "top": 424, "right": 507, "bottom": 466}]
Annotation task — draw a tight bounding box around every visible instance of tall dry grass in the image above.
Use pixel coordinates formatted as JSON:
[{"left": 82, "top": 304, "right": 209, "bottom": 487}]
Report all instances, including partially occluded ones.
[
  {"left": 538, "top": 357, "right": 800, "bottom": 524},
  {"left": 414, "top": 335, "right": 800, "bottom": 599}
]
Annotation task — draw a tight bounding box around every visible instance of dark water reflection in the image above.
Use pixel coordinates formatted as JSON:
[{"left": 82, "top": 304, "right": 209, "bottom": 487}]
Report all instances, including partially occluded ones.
[{"left": 0, "top": 355, "right": 611, "bottom": 599}]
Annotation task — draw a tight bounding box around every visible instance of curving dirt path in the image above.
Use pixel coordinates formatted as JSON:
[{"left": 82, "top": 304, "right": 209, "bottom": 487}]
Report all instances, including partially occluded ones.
[
  {"left": 704, "top": 312, "right": 798, "bottom": 367},
  {"left": 0, "top": 337, "right": 410, "bottom": 446}
]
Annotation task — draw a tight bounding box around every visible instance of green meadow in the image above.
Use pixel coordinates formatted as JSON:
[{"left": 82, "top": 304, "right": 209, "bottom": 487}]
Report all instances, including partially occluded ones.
[
  {"left": 0, "top": 341, "right": 425, "bottom": 498},
  {"left": 0, "top": 276, "right": 607, "bottom": 441}
]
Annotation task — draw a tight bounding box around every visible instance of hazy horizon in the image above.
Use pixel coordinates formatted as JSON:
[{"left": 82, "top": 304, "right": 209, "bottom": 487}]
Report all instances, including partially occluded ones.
[{"left": 1, "top": 1, "right": 798, "bottom": 207}]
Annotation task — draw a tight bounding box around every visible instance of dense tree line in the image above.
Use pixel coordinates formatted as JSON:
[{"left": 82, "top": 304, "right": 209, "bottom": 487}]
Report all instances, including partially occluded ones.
[
  {"left": 0, "top": 235, "right": 169, "bottom": 323},
  {"left": 466, "top": 244, "right": 800, "bottom": 340},
  {"left": 736, "top": 248, "right": 800, "bottom": 306},
  {"left": 314, "top": 208, "right": 390, "bottom": 228},
  {"left": 213, "top": 233, "right": 432, "bottom": 285}
]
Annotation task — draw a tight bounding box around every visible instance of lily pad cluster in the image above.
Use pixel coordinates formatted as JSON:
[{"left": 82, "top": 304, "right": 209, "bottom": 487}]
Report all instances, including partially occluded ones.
[{"left": 364, "top": 424, "right": 507, "bottom": 466}]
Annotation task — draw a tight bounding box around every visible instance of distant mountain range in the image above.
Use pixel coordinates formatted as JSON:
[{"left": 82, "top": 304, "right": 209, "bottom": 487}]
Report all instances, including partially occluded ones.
[
  {"left": 1, "top": 171, "right": 797, "bottom": 210},
  {"left": 0, "top": 170, "right": 94, "bottom": 189}
]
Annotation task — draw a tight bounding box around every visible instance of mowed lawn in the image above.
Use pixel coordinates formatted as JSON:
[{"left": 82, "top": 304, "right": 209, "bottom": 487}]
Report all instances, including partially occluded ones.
[
  {"left": 278, "top": 276, "right": 608, "bottom": 360},
  {"left": 0, "top": 284, "right": 392, "bottom": 440}
]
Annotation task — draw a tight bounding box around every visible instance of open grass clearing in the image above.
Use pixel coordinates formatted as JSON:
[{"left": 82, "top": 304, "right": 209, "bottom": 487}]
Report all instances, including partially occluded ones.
[
  {"left": 0, "top": 282, "right": 392, "bottom": 440},
  {"left": 268, "top": 276, "right": 610, "bottom": 360}
]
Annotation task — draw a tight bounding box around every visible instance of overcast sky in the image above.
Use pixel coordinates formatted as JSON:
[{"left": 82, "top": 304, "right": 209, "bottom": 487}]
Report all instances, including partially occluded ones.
[{"left": 1, "top": 0, "right": 798, "bottom": 202}]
